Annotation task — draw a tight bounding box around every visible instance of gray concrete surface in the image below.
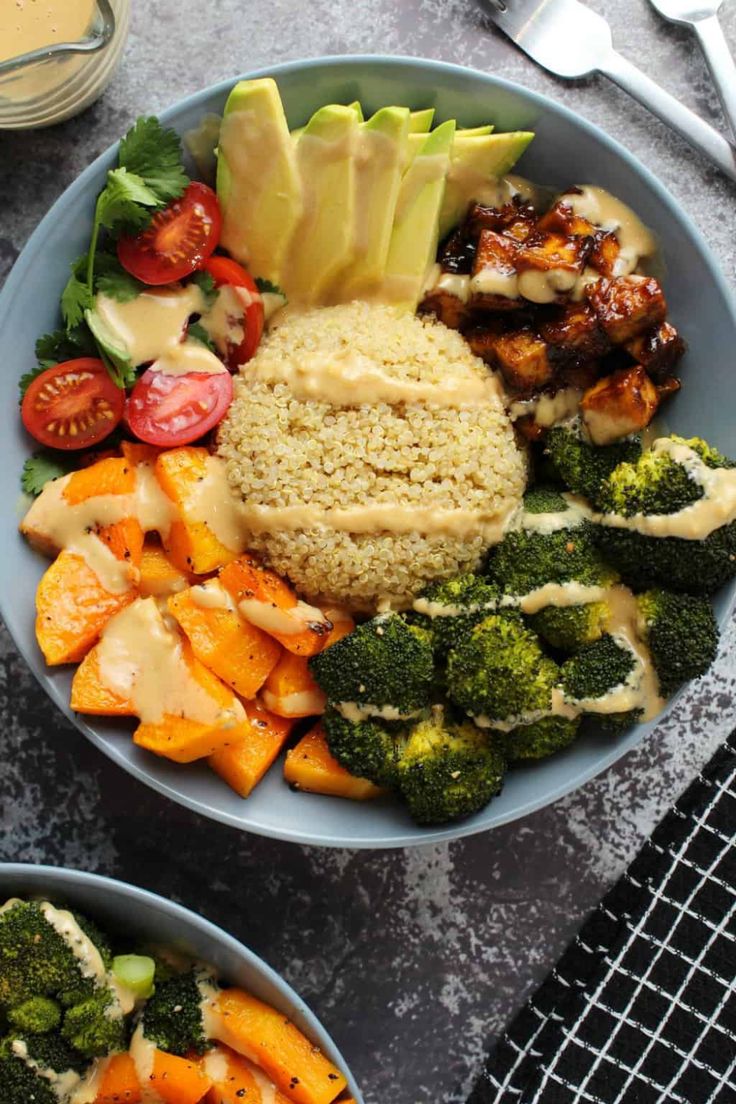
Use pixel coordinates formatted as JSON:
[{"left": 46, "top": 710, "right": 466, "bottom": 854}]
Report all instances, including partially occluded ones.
[{"left": 1, "top": 2, "right": 735, "bottom": 1101}]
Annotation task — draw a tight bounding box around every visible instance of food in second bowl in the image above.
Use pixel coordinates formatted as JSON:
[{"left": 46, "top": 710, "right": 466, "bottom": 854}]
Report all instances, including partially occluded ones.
[
  {"left": 0, "top": 895, "right": 350, "bottom": 1104},
  {"left": 15, "top": 79, "right": 736, "bottom": 826}
]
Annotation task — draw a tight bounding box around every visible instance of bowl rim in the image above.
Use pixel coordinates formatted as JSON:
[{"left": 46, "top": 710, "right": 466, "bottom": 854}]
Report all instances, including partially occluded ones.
[
  {"left": 1, "top": 53, "right": 735, "bottom": 849},
  {"left": 0, "top": 861, "right": 364, "bottom": 1101}
]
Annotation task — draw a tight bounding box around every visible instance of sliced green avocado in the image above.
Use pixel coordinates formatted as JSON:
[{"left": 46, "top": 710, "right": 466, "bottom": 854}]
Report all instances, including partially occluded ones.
[
  {"left": 457, "top": 124, "right": 494, "bottom": 137},
  {"left": 291, "top": 100, "right": 362, "bottom": 141},
  {"left": 216, "top": 78, "right": 303, "bottom": 285},
  {"left": 288, "top": 103, "right": 360, "bottom": 303},
  {"left": 383, "top": 118, "right": 456, "bottom": 312},
  {"left": 340, "top": 105, "right": 411, "bottom": 297},
  {"left": 408, "top": 107, "right": 435, "bottom": 133},
  {"left": 438, "top": 130, "right": 535, "bottom": 238}
]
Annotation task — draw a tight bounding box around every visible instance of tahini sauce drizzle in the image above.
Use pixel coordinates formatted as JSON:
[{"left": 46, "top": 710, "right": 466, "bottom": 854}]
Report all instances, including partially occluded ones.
[
  {"left": 10, "top": 1038, "right": 81, "bottom": 1100},
  {"left": 129, "top": 1024, "right": 159, "bottom": 1104},
  {"left": 95, "top": 285, "right": 204, "bottom": 367}
]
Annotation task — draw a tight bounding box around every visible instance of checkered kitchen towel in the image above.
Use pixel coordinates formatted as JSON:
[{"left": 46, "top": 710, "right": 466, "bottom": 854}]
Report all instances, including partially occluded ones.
[{"left": 469, "top": 734, "right": 736, "bottom": 1104}]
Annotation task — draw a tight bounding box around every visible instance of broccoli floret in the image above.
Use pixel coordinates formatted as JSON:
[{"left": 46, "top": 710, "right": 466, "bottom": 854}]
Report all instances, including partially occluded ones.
[
  {"left": 447, "top": 612, "right": 560, "bottom": 723},
  {"left": 0, "top": 901, "right": 90, "bottom": 1012},
  {"left": 488, "top": 523, "right": 617, "bottom": 598},
  {"left": 0, "top": 1033, "right": 87, "bottom": 1104},
  {"left": 309, "top": 614, "right": 434, "bottom": 715},
  {"left": 598, "top": 448, "right": 703, "bottom": 517},
  {"left": 61, "top": 988, "right": 127, "bottom": 1058},
  {"left": 7, "top": 997, "right": 61, "bottom": 1035},
  {"left": 397, "top": 708, "right": 505, "bottom": 825},
  {"left": 528, "top": 601, "right": 610, "bottom": 653},
  {"left": 322, "top": 707, "right": 406, "bottom": 788},
  {"left": 676, "top": 435, "right": 736, "bottom": 470},
  {"left": 637, "top": 589, "right": 719, "bottom": 697},
  {"left": 142, "top": 970, "right": 209, "bottom": 1057},
  {"left": 544, "top": 420, "right": 641, "bottom": 504},
  {"left": 560, "top": 634, "right": 642, "bottom": 732},
  {"left": 500, "top": 715, "right": 580, "bottom": 761},
  {"left": 593, "top": 524, "right": 736, "bottom": 595},
  {"left": 412, "top": 573, "right": 501, "bottom": 656},
  {"left": 522, "top": 486, "right": 570, "bottom": 514}
]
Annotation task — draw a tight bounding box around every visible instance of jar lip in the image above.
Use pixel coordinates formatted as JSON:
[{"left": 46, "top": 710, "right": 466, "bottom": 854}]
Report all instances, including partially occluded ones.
[{"left": 0, "top": 0, "right": 116, "bottom": 75}]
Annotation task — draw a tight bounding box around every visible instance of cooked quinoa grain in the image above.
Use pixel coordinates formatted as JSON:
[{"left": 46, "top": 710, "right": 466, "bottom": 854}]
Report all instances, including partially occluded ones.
[{"left": 217, "top": 302, "right": 527, "bottom": 610}]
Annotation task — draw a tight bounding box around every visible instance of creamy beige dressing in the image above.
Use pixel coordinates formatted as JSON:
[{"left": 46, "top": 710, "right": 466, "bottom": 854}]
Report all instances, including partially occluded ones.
[
  {"left": 248, "top": 348, "right": 501, "bottom": 408},
  {"left": 470, "top": 268, "right": 519, "bottom": 299},
  {"left": 250, "top": 1063, "right": 279, "bottom": 1104},
  {"left": 10, "top": 1038, "right": 82, "bottom": 1100},
  {"left": 203, "top": 1048, "right": 231, "bottom": 1084},
  {"left": 149, "top": 339, "right": 228, "bottom": 378},
  {"left": 518, "top": 267, "right": 578, "bottom": 304},
  {"left": 0, "top": 0, "right": 95, "bottom": 62},
  {"left": 69, "top": 1061, "right": 105, "bottom": 1104},
  {"left": 238, "top": 596, "right": 330, "bottom": 636},
  {"left": 597, "top": 439, "right": 736, "bottom": 539},
  {"left": 41, "top": 902, "right": 107, "bottom": 985},
  {"left": 95, "top": 597, "right": 245, "bottom": 726},
  {"left": 94, "top": 285, "right": 204, "bottom": 366},
  {"left": 129, "top": 1024, "right": 158, "bottom": 1104},
  {"left": 201, "top": 285, "right": 254, "bottom": 353},
  {"left": 437, "top": 271, "right": 472, "bottom": 303},
  {"left": 198, "top": 973, "right": 221, "bottom": 1041},
  {"left": 350, "top": 126, "right": 404, "bottom": 262},
  {"left": 336, "top": 701, "right": 425, "bottom": 723},
  {"left": 263, "top": 688, "right": 323, "bottom": 715},
  {"left": 134, "top": 463, "right": 176, "bottom": 537},
  {"left": 515, "top": 581, "right": 609, "bottom": 616},
  {"left": 394, "top": 152, "right": 451, "bottom": 225},
  {"left": 184, "top": 455, "right": 248, "bottom": 552},
  {"left": 189, "top": 579, "right": 237, "bottom": 611},
  {"left": 509, "top": 388, "right": 584, "bottom": 429},
  {"left": 517, "top": 495, "right": 593, "bottom": 534},
  {"left": 412, "top": 596, "right": 498, "bottom": 619},
  {"left": 564, "top": 185, "right": 655, "bottom": 275}
]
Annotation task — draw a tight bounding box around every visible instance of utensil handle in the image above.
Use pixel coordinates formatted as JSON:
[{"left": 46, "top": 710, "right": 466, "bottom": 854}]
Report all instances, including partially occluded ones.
[
  {"left": 599, "top": 49, "right": 736, "bottom": 183},
  {"left": 693, "top": 14, "right": 736, "bottom": 142}
]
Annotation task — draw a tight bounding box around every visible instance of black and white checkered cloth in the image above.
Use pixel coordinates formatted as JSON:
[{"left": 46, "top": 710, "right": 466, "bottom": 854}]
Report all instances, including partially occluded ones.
[{"left": 469, "top": 734, "right": 736, "bottom": 1104}]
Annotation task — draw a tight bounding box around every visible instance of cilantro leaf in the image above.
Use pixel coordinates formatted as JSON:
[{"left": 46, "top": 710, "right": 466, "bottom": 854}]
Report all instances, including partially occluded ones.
[
  {"left": 85, "top": 308, "right": 136, "bottom": 389},
  {"left": 61, "top": 255, "right": 95, "bottom": 330},
  {"left": 255, "top": 277, "right": 286, "bottom": 297},
  {"left": 191, "top": 270, "right": 218, "bottom": 310},
  {"left": 35, "top": 326, "right": 96, "bottom": 366},
  {"left": 18, "top": 363, "right": 50, "bottom": 400},
  {"left": 21, "top": 452, "right": 77, "bottom": 496},
  {"left": 187, "top": 322, "right": 216, "bottom": 352},
  {"left": 118, "top": 116, "right": 189, "bottom": 205},
  {"left": 96, "top": 167, "right": 161, "bottom": 235},
  {"left": 94, "top": 252, "right": 146, "bottom": 302}
]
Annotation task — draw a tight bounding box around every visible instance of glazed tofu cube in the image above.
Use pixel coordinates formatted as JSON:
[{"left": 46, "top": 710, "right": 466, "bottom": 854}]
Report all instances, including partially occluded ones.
[
  {"left": 589, "top": 229, "right": 621, "bottom": 277},
  {"left": 419, "top": 289, "right": 468, "bottom": 330},
  {"left": 464, "top": 321, "right": 507, "bottom": 363},
  {"left": 439, "top": 227, "right": 477, "bottom": 274},
  {"left": 580, "top": 364, "right": 660, "bottom": 444},
  {"left": 585, "top": 275, "right": 667, "bottom": 344},
  {"left": 491, "top": 329, "right": 554, "bottom": 394},
  {"left": 540, "top": 301, "right": 610, "bottom": 360},
  {"left": 537, "top": 199, "right": 596, "bottom": 238},
  {"left": 469, "top": 230, "right": 521, "bottom": 310},
  {"left": 467, "top": 198, "right": 536, "bottom": 240},
  {"left": 625, "top": 320, "right": 686, "bottom": 381},
  {"left": 559, "top": 359, "right": 604, "bottom": 391},
  {"left": 516, "top": 230, "right": 590, "bottom": 274}
]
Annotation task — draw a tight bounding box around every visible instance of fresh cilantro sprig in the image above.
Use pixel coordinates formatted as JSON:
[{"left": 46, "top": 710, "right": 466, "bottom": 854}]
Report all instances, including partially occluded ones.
[
  {"left": 255, "top": 276, "right": 286, "bottom": 297},
  {"left": 187, "top": 322, "right": 216, "bottom": 352},
  {"left": 191, "top": 270, "right": 218, "bottom": 310},
  {"left": 21, "top": 452, "right": 78, "bottom": 496},
  {"left": 19, "top": 327, "right": 97, "bottom": 401}
]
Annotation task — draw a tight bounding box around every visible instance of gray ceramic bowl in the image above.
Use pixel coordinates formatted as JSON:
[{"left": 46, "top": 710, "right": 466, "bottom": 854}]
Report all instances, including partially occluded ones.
[
  {"left": 0, "top": 863, "right": 363, "bottom": 1101},
  {"left": 0, "top": 56, "right": 734, "bottom": 848}
]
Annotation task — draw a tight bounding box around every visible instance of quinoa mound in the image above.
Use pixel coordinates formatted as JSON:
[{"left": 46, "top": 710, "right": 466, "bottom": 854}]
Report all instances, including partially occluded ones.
[{"left": 217, "top": 302, "right": 527, "bottom": 611}]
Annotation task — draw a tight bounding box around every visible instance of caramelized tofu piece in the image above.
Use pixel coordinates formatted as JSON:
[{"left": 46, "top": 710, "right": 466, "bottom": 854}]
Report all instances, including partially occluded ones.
[
  {"left": 540, "top": 301, "right": 610, "bottom": 360},
  {"left": 467, "top": 197, "right": 537, "bottom": 238},
  {"left": 580, "top": 364, "right": 660, "bottom": 444},
  {"left": 464, "top": 321, "right": 507, "bottom": 363},
  {"left": 589, "top": 229, "right": 621, "bottom": 277},
  {"left": 625, "top": 320, "right": 686, "bottom": 381},
  {"left": 491, "top": 329, "right": 554, "bottom": 394},
  {"left": 516, "top": 230, "right": 591, "bottom": 275},
  {"left": 439, "top": 226, "right": 477, "bottom": 274},
  {"left": 537, "top": 199, "right": 595, "bottom": 238},
  {"left": 469, "top": 229, "right": 521, "bottom": 311},
  {"left": 586, "top": 275, "right": 667, "bottom": 344},
  {"left": 419, "top": 288, "right": 468, "bottom": 330},
  {"left": 559, "top": 359, "right": 604, "bottom": 391},
  {"left": 515, "top": 415, "right": 545, "bottom": 442}
]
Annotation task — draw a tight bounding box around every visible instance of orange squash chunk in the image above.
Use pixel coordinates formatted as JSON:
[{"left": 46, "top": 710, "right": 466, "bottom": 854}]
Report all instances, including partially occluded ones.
[
  {"left": 209, "top": 989, "right": 347, "bottom": 1104},
  {"left": 71, "top": 645, "right": 135, "bottom": 716},
  {"left": 168, "top": 582, "right": 281, "bottom": 699},
  {"left": 155, "top": 447, "right": 241, "bottom": 575},
  {"left": 205, "top": 1045, "right": 292, "bottom": 1104},
  {"left": 262, "top": 652, "right": 326, "bottom": 719},
  {"left": 140, "top": 542, "right": 192, "bottom": 598},
  {"left": 209, "top": 702, "right": 295, "bottom": 798},
  {"left": 220, "top": 556, "right": 331, "bottom": 657},
  {"left": 63, "top": 456, "right": 136, "bottom": 505},
  {"left": 94, "top": 1052, "right": 142, "bottom": 1103},
  {"left": 120, "top": 440, "right": 162, "bottom": 467},
  {"left": 149, "top": 1049, "right": 211, "bottom": 1104},
  {"left": 284, "top": 723, "right": 383, "bottom": 801}
]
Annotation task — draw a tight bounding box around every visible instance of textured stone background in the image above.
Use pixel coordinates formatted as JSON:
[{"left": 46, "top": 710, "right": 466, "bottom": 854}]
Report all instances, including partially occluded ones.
[{"left": 1, "top": 2, "right": 735, "bottom": 1102}]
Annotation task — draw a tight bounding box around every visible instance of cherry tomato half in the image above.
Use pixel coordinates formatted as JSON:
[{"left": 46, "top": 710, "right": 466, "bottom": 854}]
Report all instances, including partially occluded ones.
[
  {"left": 21, "top": 358, "right": 124, "bottom": 450},
  {"left": 126, "top": 368, "right": 233, "bottom": 447},
  {"left": 202, "top": 255, "right": 264, "bottom": 368},
  {"left": 117, "top": 182, "right": 222, "bottom": 285}
]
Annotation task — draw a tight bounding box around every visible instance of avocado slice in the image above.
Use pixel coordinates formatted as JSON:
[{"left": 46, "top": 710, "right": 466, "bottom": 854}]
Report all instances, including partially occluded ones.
[
  {"left": 408, "top": 108, "right": 435, "bottom": 133},
  {"left": 383, "top": 118, "right": 456, "bottom": 312},
  {"left": 438, "top": 130, "right": 535, "bottom": 238},
  {"left": 216, "top": 78, "right": 303, "bottom": 285},
  {"left": 287, "top": 103, "right": 360, "bottom": 303},
  {"left": 339, "top": 106, "right": 411, "bottom": 298},
  {"left": 457, "top": 124, "right": 494, "bottom": 137},
  {"left": 291, "top": 100, "right": 363, "bottom": 141}
]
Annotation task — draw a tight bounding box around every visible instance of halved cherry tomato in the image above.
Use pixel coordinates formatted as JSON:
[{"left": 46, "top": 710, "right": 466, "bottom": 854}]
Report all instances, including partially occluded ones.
[
  {"left": 126, "top": 367, "right": 233, "bottom": 447},
  {"left": 21, "top": 358, "right": 124, "bottom": 450},
  {"left": 117, "top": 183, "right": 222, "bottom": 285},
  {"left": 201, "top": 255, "right": 264, "bottom": 368}
]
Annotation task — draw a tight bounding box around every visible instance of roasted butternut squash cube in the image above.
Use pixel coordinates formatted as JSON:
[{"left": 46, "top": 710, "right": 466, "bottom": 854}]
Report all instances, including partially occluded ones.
[
  {"left": 540, "top": 301, "right": 610, "bottom": 360},
  {"left": 586, "top": 276, "right": 667, "bottom": 344},
  {"left": 490, "top": 329, "right": 554, "bottom": 394},
  {"left": 284, "top": 723, "right": 384, "bottom": 801},
  {"left": 625, "top": 320, "right": 686, "bottom": 381},
  {"left": 262, "top": 651, "right": 326, "bottom": 718},
  {"left": 202, "top": 1045, "right": 292, "bottom": 1104},
  {"left": 581, "top": 364, "right": 660, "bottom": 445},
  {"left": 209, "top": 702, "right": 295, "bottom": 798},
  {"left": 155, "top": 447, "right": 241, "bottom": 574},
  {"left": 139, "top": 542, "right": 193, "bottom": 597}
]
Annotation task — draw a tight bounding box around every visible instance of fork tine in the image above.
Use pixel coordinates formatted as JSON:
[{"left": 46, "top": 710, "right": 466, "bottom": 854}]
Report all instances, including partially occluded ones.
[{"left": 478, "top": 0, "right": 534, "bottom": 38}]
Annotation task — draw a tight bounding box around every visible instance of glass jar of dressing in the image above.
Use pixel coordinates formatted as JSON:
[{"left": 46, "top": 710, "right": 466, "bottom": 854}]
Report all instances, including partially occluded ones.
[{"left": 0, "top": 0, "right": 130, "bottom": 129}]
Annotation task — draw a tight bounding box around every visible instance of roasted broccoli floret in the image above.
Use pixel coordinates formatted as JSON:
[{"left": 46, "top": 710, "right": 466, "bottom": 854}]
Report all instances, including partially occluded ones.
[
  {"left": 7, "top": 996, "right": 61, "bottom": 1035},
  {"left": 560, "top": 634, "right": 641, "bottom": 732},
  {"left": 597, "top": 441, "right": 705, "bottom": 516},
  {"left": 61, "top": 988, "right": 127, "bottom": 1058},
  {"left": 447, "top": 612, "right": 560, "bottom": 723},
  {"left": 309, "top": 614, "right": 434, "bottom": 715},
  {"left": 593, "top": 525, "right": 736, "bottom": 595},
  {"left": 412, "top": 573, "right": 501, "bottom": 655},
  {"left": 0, "top": 901, "right": 90, "bottom": 1011},
  {"left": 0, "top": 1034, "right": 87, "bottom": 1104},
  {"left": 637, "top": 589, "right": 719, "bottom": 697},
  {"left": 500, "top": 715, "right": 580, "bottom": 761},
  {"left": 397, "top": 707, "right": 505, "bottom": 825},
  {"left": 544, "top": 419, "right": 641, "bottom": 504},
  {"left": 528, "top": 600, "right": 610, "bottom": 653},
  {"left": 322, "top": 707, "right": 406, "bottom": 788},
  {"left": 488, "top": 519, "right": 617, "bottom": 598},
  {"left": 142, "top": 970, "right": 209, "bottom": 1057},
  {"left": 522, "top": 486, "right": 571, "bottom": 514}
]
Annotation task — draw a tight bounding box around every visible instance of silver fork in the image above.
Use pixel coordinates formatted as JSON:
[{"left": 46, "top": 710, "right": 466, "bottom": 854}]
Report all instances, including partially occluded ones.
[
  {"left": 479, "top": 0, "right": 736, "bottom": 183},
  {"left": 647, "top": 0, "right": 736, "bottom": 140}
]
